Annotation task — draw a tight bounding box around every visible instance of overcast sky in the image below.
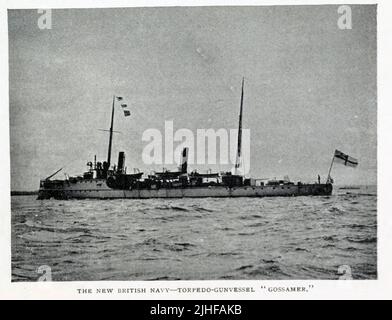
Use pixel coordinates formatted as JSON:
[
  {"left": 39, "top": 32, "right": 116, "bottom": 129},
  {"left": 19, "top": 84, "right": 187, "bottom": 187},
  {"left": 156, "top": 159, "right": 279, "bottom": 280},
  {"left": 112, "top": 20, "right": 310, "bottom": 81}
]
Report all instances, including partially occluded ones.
[{"left": 9, "top": 5, "right": 376, "bottom": 190}]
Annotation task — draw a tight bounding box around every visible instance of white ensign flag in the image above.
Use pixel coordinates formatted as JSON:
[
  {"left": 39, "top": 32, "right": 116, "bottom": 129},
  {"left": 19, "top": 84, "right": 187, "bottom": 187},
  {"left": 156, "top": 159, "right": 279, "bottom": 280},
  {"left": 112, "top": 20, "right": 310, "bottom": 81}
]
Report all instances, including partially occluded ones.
[{"left": 334, "top": 150, "right": 358, "bottom": 168}]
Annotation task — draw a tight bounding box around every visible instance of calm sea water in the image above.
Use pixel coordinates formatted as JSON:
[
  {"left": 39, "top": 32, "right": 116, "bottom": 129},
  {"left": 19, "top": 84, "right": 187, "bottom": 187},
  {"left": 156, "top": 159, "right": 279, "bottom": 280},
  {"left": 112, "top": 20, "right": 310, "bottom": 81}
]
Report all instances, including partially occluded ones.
[{"left": 11, "top": 186, "right": 377, "bottom": 281}]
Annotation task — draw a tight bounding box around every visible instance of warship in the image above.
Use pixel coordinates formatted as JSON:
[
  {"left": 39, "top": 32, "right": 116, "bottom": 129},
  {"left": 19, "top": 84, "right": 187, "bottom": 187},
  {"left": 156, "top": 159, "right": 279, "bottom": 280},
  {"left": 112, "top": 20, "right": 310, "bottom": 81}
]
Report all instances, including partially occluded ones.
[{"left": 37, "top": 79, "right": 336, "bottom": 200}]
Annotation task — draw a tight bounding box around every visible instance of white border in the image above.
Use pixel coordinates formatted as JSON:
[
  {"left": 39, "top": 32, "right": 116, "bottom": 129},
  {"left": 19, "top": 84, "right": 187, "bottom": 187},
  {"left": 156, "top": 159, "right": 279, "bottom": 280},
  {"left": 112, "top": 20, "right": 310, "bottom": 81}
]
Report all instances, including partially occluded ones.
[{"left": 1, "top": 0, "right": 390, "bottom": 300}]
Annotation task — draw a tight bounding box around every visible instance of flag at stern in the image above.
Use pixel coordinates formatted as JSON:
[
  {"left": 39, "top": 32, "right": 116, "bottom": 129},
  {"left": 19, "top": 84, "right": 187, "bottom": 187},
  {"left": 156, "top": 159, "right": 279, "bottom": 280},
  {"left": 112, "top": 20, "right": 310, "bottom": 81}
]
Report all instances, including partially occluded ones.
[{"left": 334, "top": 150, "right": 358, "bottom": 168}]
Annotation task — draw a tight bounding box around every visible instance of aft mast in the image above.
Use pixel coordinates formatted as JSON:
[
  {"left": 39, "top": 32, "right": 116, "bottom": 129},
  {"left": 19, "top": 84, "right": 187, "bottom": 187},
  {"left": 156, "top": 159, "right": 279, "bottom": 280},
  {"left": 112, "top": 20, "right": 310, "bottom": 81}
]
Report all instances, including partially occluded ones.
[{"left": 235, "top": 77, "right": 245, "bottom": 175}]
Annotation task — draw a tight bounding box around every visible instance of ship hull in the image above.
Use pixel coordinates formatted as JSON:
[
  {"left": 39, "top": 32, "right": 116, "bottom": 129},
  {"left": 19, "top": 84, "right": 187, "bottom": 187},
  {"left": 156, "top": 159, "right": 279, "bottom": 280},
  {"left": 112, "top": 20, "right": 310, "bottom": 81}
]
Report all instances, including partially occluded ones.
[{"left": 37, "top": 179, "right": 333, "bottom": 199}]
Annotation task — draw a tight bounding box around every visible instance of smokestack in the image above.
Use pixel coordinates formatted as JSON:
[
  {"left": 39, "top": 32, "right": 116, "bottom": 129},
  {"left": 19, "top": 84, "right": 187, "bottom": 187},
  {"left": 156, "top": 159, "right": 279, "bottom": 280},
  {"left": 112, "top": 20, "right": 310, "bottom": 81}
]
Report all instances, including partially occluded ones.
[
  {"left": 117, "top": 151, "right": 125, "bottom": 173},
  {"left": 180, "top": 147, "right": 189, "bottom": 173}
]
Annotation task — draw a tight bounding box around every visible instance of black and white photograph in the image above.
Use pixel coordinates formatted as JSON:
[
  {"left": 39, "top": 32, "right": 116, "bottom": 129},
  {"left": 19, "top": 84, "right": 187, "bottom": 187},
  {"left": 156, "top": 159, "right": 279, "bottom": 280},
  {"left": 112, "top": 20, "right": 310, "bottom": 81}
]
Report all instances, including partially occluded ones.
[{"left": 4, "top": 1, "right": 381, "bottom": 291}]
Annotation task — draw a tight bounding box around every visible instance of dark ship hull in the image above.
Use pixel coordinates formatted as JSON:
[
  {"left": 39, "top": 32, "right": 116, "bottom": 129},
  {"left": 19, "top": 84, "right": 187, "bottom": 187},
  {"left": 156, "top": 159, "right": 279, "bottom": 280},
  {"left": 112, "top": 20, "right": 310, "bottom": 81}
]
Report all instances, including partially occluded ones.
[{"left": 37, "top": 179, "right": 332, "bottom": 200}]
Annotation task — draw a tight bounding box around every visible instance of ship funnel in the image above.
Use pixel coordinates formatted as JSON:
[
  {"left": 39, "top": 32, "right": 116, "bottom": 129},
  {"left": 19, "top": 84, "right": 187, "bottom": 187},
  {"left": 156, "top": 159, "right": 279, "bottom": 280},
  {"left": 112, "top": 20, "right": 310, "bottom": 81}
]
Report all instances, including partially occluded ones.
[
  {"left": 180, "top": 147, "right": 189, "bottom": 173},
  {"left": 117, "top": 151, "right": 125, "bottom": 173}
]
